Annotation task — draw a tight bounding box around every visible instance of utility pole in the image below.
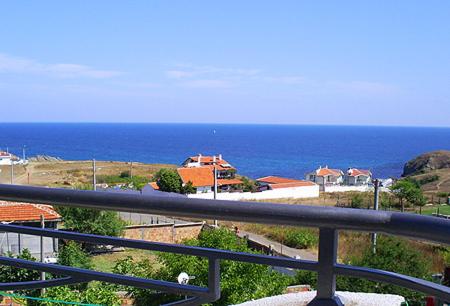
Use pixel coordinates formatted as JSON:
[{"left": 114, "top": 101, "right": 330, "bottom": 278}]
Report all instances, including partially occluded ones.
[
  {"left": 213, "top": 157, "right": 218, "bottom": 227},
  {"left": 22, "top": 145, "right": 26, "bottom": 162},
  {"left": 10, "top": 159, "right": 14, "bottom": 184},
  {"left": 40, "top": 214, "right": 46, "bottom": 294},
  {"left": 92, "top": 159, "right": 97, "bottom": 191},
  {"left": 371, "top": 179, "right": 381, "bottom": 254},
  {"left": 130, "top": 161, "right": 133, "bottom": 178}
]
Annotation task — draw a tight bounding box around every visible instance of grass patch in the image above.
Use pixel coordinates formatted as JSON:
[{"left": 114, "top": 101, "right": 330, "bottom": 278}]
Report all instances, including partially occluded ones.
[
  {"left": 421, "top": 205, "right": 450, "bottom": 216},
  {"left": 92, "top": 249, "right": 159, "bottom": 272}
]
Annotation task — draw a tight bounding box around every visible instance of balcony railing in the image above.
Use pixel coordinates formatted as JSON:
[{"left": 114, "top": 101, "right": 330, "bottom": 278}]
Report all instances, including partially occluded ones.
[{"left": 0, "top": 184, "right": 449, "bottom": 305}]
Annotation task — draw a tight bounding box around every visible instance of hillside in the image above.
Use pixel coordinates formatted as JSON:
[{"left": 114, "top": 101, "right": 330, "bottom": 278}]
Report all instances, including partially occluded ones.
[
  {"left": 0, "top": 160, "right": 176, "bottom": 187},
  {"left": 403, "top": 150, "right": 450, "bottom": 176}
]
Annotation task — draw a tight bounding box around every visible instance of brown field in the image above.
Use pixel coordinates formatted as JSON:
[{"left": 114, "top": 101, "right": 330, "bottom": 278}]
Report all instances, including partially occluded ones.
[
  {"left": 0, "top": 160, "right": 176, "bottom": 187},
  {"left": 409, "top": 168, "right": 450, "bottom": 196}
]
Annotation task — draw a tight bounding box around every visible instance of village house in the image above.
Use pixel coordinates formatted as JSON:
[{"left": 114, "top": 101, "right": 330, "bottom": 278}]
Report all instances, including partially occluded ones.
[
  {"left": 306, "top": 166, "right": 344, "bottom": 187},
  {"left": 178, "top": 154, "right": 242, "bottom": 193},
  {"left": 0, "top": 151, "right": 13, "bottom": 165},
  {"left": 344, "top": 168, "right": 372, "bottom": 186},
  {"left": 0, "top": 201, "right": 61, "bottom": 260},
  {"left": 182, "top": 154, "right": 236, "bottom": 179},
  {"left": 256, "top": 176, "right": 315, "bottom": 190},
  {"left": 177, "top": 166, "right": 243, "bottom": 194}
]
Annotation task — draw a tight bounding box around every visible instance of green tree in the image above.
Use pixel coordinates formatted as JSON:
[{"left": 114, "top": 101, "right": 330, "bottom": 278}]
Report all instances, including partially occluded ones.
[
  {"left": 296, "top": 235, "right": 430, "bottom": 305},
  {"left": 350, "top": 193, "right": 364, "bottom": 209},
  {"left": 390, "top": 179, "right": 423, "bottom": 212},
  {"left": 240, "top": 176, "right": 257, "bottom": 192},
  {"left": 154, "top": 168, "right": 183, "bottom": 193},
  {"left": 181, "top": 181, "right": 196, "bottom": 194},
  {"left": 57, "top": 207, "right": 125, "bottom": 237},
  {"left": 114, "top": 228, "right": 290, "bottom": 305},
  {"left": 58, "top": 241, "right": 92, "bottom": 269}
]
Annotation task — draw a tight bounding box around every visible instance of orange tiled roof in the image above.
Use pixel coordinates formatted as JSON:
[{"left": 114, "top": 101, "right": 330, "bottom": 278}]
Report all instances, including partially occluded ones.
[
  {"left": 316, "top": 168, "right": 342, "bottom": 177},
  {"left": 149, "top": 182, "right": 159, "bottom": 190},
  {"left": 269, "top": 181, "right": 316, "bottom": 189},
  {"left": 177, "top": 167, "right": 214, "bottom": 187},
  {"left": 0, "top": 201, "right": 61, "bottom": 222},
  {"left": 187, "top": 156, "right": 235, "bottom": 170},
  {"left": 347, "top": 168, "right": 371, "bottom": 177},
  {"left": 257, "top": 176, "right": 299, "bottom": 184},
  {"left": 217, "top": 178, "right": 243, "bottom": 186}
]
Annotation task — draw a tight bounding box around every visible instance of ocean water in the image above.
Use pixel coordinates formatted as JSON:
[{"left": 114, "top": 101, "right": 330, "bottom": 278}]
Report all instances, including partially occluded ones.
[{"left": 0, "top": 123, "right": 449, "bottom": 179}]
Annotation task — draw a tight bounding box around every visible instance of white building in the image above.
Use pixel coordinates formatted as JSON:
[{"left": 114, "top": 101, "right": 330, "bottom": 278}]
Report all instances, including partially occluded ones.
[
  {"left": 306, "top": 166, "right": 344, "bottom": 189},
  {"left": 344, "top": 168, "right": 372, "bottom": 186},
  {"left": 0, "top": 151, "right": 13, "bottom": 165}
]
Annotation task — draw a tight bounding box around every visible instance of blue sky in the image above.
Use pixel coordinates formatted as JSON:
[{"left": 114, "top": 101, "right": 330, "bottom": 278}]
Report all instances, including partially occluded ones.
[{"left": 1, "top": 1, "right": 449, "bottom": 126}]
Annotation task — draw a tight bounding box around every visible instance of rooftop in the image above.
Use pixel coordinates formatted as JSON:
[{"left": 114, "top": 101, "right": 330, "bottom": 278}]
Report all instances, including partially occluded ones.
[{"left": 0, "top": 201, "right": 61, "bottom": 222}]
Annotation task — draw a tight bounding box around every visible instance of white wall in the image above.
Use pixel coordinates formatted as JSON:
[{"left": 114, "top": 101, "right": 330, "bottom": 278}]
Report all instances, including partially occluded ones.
[
  {"left": 188, "top": 185, "right": 320, "bottom": 201},
  {"left": 323, "top": 185, "right": 372, "bottom": 193}
]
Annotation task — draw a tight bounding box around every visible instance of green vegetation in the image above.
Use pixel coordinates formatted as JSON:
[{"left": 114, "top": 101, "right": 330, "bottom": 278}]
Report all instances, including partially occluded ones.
[
  {"left": 58, "top": 241, "right": 92, "bottom": 270},
  {"left": 153, "top": 168, "right": 196, "bottom": 194},
  {"left": 113, "top": 228, "right": 291, "bottom": 305},
  {"left": 240, "top": 176, "right": 257, "bottom": 192},
  {"left": 296, "top": 235, "right": 431, "bottom": 305},
  {"left": 421, "top": 205, "right": 450, "bottom": 216},
  {"left": 350, "top": 193, "right": 365, "bottom": 208},
  {"left": 41, "top": 282, "right": 121, "bottom": 306},
  {"left": 92, "top": 249, "right": 158, "bottom": 272},
  {"left": 96, "top": 173, "right": 150, "bottom": 190},
  {"left": 56, "top": 206, "right": 125, "bottom": 237},
  {"left": 390, "top": 179, "right": 426, "bottom": 212}
]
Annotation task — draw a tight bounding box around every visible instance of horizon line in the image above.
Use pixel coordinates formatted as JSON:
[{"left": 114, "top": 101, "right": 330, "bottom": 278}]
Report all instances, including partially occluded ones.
[{"left": 1, "top": 121, "right": 450, "bottom": 129}]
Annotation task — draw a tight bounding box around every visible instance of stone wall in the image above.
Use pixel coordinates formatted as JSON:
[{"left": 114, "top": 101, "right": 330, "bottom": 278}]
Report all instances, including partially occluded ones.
[{"left": 123, "top": 222, "right": 204, "bottom": 244}]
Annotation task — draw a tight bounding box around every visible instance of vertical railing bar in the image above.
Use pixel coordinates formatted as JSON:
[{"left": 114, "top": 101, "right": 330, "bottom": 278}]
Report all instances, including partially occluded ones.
[
  {"left": 207, "top": 257, "right": 221, "bottom": 302},
  {"left": 308, "top": 228, "right": 343, "bottom": 306}
]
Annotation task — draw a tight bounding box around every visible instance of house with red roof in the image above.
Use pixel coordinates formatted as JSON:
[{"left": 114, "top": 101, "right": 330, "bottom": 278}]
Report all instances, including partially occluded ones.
[
  {"left": 0, "top": 201, "right": 61, "bottom": 260},
  {"left": 177, "top": 166, "right": 243, "bottom": 194},
  {"left": 182, "top": 154, "right": 236, "bottom": 179},
  {"left": 306, "top": 166, "right": 344, "bottom": 188},
  {"left": 256, "top": 176, "right": 317, "bottom": 191},
  {"left": 344, "top": 168, "right": 372, "bottom": 186}
]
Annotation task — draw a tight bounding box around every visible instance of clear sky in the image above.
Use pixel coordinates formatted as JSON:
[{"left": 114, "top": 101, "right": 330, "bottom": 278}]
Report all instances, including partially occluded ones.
[{"left": 1, "top": 1, "right": 449, "bottom": 126}]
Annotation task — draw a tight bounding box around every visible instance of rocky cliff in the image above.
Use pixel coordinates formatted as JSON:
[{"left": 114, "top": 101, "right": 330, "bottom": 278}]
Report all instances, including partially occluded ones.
[{"left": 403, "top": 150, "right": 450, "bottom": 176}]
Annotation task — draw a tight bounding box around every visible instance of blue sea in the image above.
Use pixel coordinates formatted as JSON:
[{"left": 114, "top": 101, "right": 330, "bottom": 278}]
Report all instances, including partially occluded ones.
[{"left": 0, "top": 123, "right": 449, "bottom": 179}]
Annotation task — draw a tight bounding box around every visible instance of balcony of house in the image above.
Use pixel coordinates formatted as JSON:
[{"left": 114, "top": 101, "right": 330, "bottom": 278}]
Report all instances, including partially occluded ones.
[{"left": 0, "top": 184, "right": 448, "bottom": 306}]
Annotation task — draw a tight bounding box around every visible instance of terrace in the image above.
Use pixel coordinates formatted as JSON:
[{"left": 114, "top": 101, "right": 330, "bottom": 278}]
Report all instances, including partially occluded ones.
[{"left": 0, "top": 183, "right": 449, "bottom": 305}]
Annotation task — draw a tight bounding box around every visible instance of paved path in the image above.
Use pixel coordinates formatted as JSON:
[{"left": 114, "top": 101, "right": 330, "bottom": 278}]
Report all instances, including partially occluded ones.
[{"left": 237, "top": 230, "right": 317, "bottom": 261}]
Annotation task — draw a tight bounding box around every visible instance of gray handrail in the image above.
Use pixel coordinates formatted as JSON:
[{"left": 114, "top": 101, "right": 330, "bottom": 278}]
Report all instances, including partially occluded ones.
[{"left": 0, "top": 184, "right": 449, "bottom": 305}]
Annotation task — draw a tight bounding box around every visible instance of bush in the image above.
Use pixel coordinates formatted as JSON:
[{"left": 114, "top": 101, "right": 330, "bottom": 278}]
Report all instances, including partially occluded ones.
[
  {"left": 58, "top": 241, "right": 92, "bottom": 269},
  {"left": 283, "top": 228, "right": 318, "bottom": 249},
  {"left": 114, "top": 228, "right": 291, "bottom": 305},
  {"left": 350, "top": 193, "right": 365, "bottom": 209},
  {"left": 153, "top": 168, "right": 183, "bottom": 193}
]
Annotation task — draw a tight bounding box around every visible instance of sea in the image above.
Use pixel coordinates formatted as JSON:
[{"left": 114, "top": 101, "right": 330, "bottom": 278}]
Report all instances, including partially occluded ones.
[{"left": 0, "top": 123, "right": 449, "bottom": 179}]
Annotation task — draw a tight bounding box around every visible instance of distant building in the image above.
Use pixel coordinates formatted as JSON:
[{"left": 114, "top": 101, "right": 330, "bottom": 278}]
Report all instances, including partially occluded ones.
[
  {"left": 177, "top": 157, "right": 242, "bottom": 194},
  {"left": 0, "top": 202, "right": 61, "bottom": 260},
  {"left": 306, "top": 166, "right": 344, "bottom": 188},
  {"left": 0, "top": 151, "right": 13, "bottom": 165},
  {"left": 257, "top": 176, "right": 318, "bottom": 191},
  {"left": 344, "top": 168, "right": 372, "bottom": 186},
  {"left": 182, "top": 154, "right": 236, "bottom": 179}
]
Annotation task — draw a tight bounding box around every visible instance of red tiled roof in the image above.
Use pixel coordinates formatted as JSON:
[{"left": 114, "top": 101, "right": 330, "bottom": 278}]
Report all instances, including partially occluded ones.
[
  {"left": 256, "top": 176, "right": 299, "bottom": 184},
  {"left": 186, "top": 155, "right": 235, "bottom": 170},
  {"left": 0, "top": 201, "right": 61, "bottom": 222},
  {"left": 149, "top": 182, "right": 159, "bottom": 190},
  {"left": 347, "top": 168, "right": 371, "bottom": 177},
  {"left": 0, "top": 151, "right": 11, "bottom": 157},
  {"left": 316, "top": 168, "right": 342, "bottom": 177},
  {"left": 269, "top": 181, "right": 316, "bottom": 189},
  {"left": 217, "top": 178, "right": 243, "bottom": 186},
  {"left": 177, "top": 167, "right": 214, "bottom": 187}
]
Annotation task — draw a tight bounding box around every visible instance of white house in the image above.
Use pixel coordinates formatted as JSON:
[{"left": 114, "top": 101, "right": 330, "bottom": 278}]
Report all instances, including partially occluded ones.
[
  {"left": 344, "top": 168, "right": 372, "bottom": 186},
  {"left": 306, "top": 166, "right": 344, "bottom": 188},
  {"left": 0, "top": 151, "right": 13, "bottom": 165}
]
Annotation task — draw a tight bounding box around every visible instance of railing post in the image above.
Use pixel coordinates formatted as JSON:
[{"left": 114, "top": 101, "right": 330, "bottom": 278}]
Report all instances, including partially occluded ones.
[{"left": 308, "top": 228, "right": 343, "bottom": 306}]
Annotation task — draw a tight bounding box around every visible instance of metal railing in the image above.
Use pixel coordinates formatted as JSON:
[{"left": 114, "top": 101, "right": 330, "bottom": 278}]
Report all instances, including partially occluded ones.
[{"left": 0, "top": 184, "right": 449, "bottom": 305}]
